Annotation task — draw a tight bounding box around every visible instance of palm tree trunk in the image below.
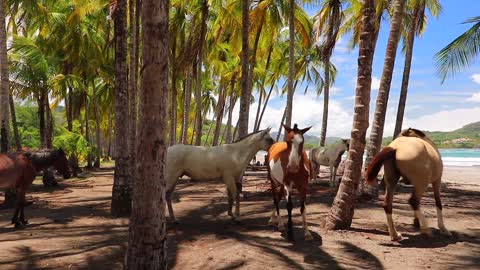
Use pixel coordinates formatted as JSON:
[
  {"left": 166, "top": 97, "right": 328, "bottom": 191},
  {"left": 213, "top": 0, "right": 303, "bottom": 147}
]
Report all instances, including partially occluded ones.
[
  {"left": 276, "top": 106, "right": 288, "bottom": 142},
  {"left": 363, "top": 0, "right": 405, "bottom": 198},
  {"left": 237, "top": 0, "right": 250, "bottom": 138},
  {"left": 193, "top": 62, "right": 203, "bottom": 146},
  {"left": 169, "top": 32, "right": 177, "bottom": 146},
  {"left": 393, "top": 5, "right": 422, "bottom": 138},
  {"left": 212, "top": 86, "right": 226, "bottom": 146},
  {"left": 126, "top": 0, "right": 168, "bottom": 267},
  {"left": 85, "top": 95, "right": 92, "bottom": 168},
  {"left": 45, "top": 96, "right": 53, "bottom": 149},
  {"left": 128, "top": 0, "right": 138, "bottom": 177},
  {"left": 319, "top": 58, "right": 330, "bottom": 146},
  {"left": 9, "top": 95, "right": 22, "bottom": 151},
  {"left": 93, "top": 86, "right": 101, "bottom": 168},
  {"left": 67, "top": 87, "right": 73, "bottom": 131},
  {"left": 253, "top": 45, "right": 273, "bottom": 132},
  {"left": 0, "top": 0, "right": 9, "bottom": 152},
  {"left": 284, "top": 0, "right": 295, "bottom": 139},
  {"left": 325, "top": 0, "right": 376, "bottom": 230},
  {"left": 181, "top": 73, "right": 192, "bottom": 144},
  {"left": 225, "top": 87, "right": 236, "bottom": 144},
  {"left": 203, "top": 113, "right": 216, "bottom": 146},
  {"left": 256, "top": 83, "right": 274, "bottom": 132},
  {"left": 111, "top": 0, "right": 131, "bottom": 217},
  {"left": 38, "top": 91, "right": 46, "bottom": 148}
]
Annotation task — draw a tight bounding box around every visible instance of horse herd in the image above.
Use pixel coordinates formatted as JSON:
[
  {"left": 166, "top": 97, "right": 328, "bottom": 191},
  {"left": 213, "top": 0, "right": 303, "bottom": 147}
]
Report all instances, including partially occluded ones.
[{"left": 0, "top": 125, "right": 450, "bottom": 242}]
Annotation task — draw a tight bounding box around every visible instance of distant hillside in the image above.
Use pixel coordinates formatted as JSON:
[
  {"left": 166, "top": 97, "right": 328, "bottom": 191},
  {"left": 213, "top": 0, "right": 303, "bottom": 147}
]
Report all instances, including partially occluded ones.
[
  {"left": 383, "top": 122, "right": 480, "bottom": 148},
  {"left": 270, "top": 132, "right": 343, "bottom": 149}
]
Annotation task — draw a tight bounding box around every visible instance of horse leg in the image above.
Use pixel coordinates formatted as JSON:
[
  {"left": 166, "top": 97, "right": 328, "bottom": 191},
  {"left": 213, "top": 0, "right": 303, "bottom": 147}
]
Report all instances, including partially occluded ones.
[
  {"left": 18, "top": 189, "right": 28, "bottom": 225},
  {"left": 432, "top": 180, "right": 451, "bottom": 236},
  {"left": 166, "top": 190, "right": 178, "bottom": 224},
  {"left": 268, "top": 181, "right": 278, "bottom": 226},
  {"left": 383, "top": 164, "right": 402, "bottom": 241},
  {"left": 276, "top": 185, "right": 285, "bottom": 231},
  {"left": 300, "top": 192, "right": 312, "bottom": 240},
  {"left": 285, "top": 185, "right": 294, "bottom": 241},
  {"left": 224, "top": 176, "right": 237, "bottom": 220},
  {"left": 11, "top": 189, "right": 24, "bottom": 228},
  {"left": 235, "top": 181, "right": 241, "bottom": 218},
  {"left": 408, "top": 188, "right": 432, "bottom": 237}
]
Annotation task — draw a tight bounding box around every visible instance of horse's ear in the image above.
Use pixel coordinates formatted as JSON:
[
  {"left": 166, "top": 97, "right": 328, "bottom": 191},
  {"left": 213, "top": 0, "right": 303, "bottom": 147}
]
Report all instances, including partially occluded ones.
[
  {"left": 300, "top": 126, "right": 312, "bottom": 134},
  {"left": 282, "top": 124, "right": 292, "bottom": 133}
]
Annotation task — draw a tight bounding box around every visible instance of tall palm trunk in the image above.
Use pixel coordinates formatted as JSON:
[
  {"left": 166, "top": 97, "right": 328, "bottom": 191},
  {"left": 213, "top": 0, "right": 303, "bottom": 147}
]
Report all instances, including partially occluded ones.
[
  {"left": 126, "top": 0, "right": 168, "bottom": 267},
  {"left": 85, "top": 95, "right": 92, "bottom": 168},
  {"left": 181, "top": 73, "right": 192, "bottom": 144},
  {"left": 111, "top": 0, "right": 131, "bottom": 217},
  {"left": 9, "top": 95, "right": 21, "bottom": 151},
  {"left": 237, "top": 0, "right": 250, "bottom": 139},
  {"left": 193, "top": 62, "right": 202, "bottom": 146},
  {"left": 363, "top": 0, "right": 405, "bottom": 198},
  {"left": 45, "top": 98, "right": 53, "bottom": 149},
  {"left": 276, "top": 106, "right": 287, "bottom": 142},
  {"left": 225, "top": 80, "right": 236, "bottom": 144},
  {"left": 253, "top": 45, "right": 273, "bottom": 132},
  {"left": 0, "top": 0, "right": 9, "bottom": 152},
  {"left": 128, "top": 0, "right": 138, "bottom": 183},
  {"left": 93, "top": 85, "right": 101, "bottom": 168},
  {"left": 319, "top": 58, "right": 330, "bottom": 146},
  {"left": 37, "top": 91, "right": 46, "bottom": 148},
  {"left": 256, "top": 83, "right": 274, "bottom": 132},
  {"left": 393, "top": 4, "right": 424, "bottom": 138},
  {"left": 284, "top": 0, "right": 295, "bottom": 139},
  {"left": 212, "top": 86, "right": 226, "bottom": 146},
  {"left": 325, "top": 0, "right": 376, "bottom": 230},
  {"left": 169, "top": 32, "right": 177, "bottom": 146},
  {"left": 67, "top": 87, "right": 73, "bottom": 131}
]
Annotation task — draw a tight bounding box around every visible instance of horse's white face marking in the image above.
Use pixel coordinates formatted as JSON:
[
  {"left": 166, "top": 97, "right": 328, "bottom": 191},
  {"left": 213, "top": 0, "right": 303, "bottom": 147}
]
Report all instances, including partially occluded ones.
[
  {"left": 287, "top": 134, "right": 303, "bottom": 172},
  {"left": 269, "top": 159, "right": 284, "bottom": 184}
]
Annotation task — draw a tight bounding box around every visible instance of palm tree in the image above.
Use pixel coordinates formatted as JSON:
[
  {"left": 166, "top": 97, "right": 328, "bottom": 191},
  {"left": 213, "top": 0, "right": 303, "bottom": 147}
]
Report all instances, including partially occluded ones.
[
  {"left": 237, "top": 0, "right": 250, "bottom": 139},
  {"left": 284, "top": 0, "right": 296, "bottom": 134},
  {"left": 435, "top": 16, "right": 480, "bottom": 82},
  {"left": 314, "top": 0, "right": 343, "bottom": 146},
  {"left": 0, "top": 0, "right": 10, "bottom": 152},
  {"left": 126, "top": 0, "right": 168, "bottom": 267},
  {"left": 128, "top": 0, "right": 139, "bottom": 186},
  {"left": 363, "top": 0, "right": 405, "bottom": 198},
  {"left": 325, "top": 0, "right": 376, "bottom": 230},
  {"left": 393, "top": 0, "right": 441, "bottom": 138},
  {"left": 111, "top": 0, "right": 131, "bottom": 217}
]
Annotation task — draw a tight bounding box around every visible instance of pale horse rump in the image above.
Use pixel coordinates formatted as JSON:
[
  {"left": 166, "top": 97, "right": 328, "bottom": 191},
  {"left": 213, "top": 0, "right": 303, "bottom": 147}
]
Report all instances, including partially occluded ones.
[
  {"left": 366, "top": 128, "right": 451, "bottom": 241},
  {"left": 165, "top": 128, "right": 275, "bottom": 223},
  {"left": 309, "top": 139, "right": 350, "bottom": 187}
]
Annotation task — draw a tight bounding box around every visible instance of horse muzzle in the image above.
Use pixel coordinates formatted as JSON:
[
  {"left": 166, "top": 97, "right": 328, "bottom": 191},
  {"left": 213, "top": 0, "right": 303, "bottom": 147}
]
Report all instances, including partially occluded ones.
[{"left": 287, "top": 164, "right": 300, "bottom": 173}]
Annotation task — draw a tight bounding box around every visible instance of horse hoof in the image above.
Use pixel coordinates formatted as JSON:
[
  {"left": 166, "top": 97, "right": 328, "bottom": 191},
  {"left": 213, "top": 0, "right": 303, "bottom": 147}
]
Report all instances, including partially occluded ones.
[
  {"left": 14, "top": 222, "right": 24, "bottom": 229},
  {"left": 390, "top": 233, "right": 403, "bottom": 241},
  {"left": 304, "top": 231, "right": 313, "bottom": 240},
  {"left": 20, "top": 219, "right": 29, "bottom": 225}
]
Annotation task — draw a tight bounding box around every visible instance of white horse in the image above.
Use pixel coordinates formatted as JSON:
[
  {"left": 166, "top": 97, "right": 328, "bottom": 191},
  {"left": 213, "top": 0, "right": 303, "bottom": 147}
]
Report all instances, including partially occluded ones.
[
  {"left": 309, "top": 139, "right": 350, "bottom": 187},
  {"left": 166, "top": 128, "right": 275, "bottom": 223}
]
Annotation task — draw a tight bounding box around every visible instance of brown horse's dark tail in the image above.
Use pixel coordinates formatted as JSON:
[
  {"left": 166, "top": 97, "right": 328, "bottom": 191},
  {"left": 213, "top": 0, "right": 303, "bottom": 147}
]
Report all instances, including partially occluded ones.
[{"left": 366, "top": 147, "right": 396, "bottom": 183}]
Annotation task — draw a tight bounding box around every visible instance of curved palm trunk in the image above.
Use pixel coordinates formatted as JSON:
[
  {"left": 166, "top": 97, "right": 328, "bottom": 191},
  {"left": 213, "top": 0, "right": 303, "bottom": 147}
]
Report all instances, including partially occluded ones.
[
  {"left": 256, "top": 83, "right": 274, "bottom": 132},
  {"left": 237, "top": 0, "right": 250, "bottom": 139},
  {"left": 276, "top": 106, "right": 288, "bottom": 142},
  {"left": 325, "top": 0, "right": 376, "bottom": 230},
  {"left": 0, "top": 0, "right": 9, "bottom": 152},
  {"left": 126, "top": 0, "right": 168, "bottom": 267},
  {"left": 224, "top": 81, "right": 237, "bottom": 144},
  {"left": 9, "top": 95, "right": 21, "bottom": 151},
  {"left": 111, "top": 0, "right": 131, "bottom": 217},
  {"left": 284, "top": 0, "right": 295, "bottom": 138},
  {"left": 363, "top": 0, "right": 405, "bottom": 198},
  {"left": 254, "top": 45, "right": 273, "bottom": 132},
  {"left": 393, "top": 5, "right": 423, "bottom": 138}
]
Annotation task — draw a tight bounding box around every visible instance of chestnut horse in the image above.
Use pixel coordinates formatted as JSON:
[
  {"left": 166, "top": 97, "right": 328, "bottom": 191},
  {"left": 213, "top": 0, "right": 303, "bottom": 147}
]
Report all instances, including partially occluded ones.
[
  {"left": 267, "top": 124, "right": 312, "bottom": 241},
  {"left": 0, "top": 149, "right": 71, "bottom": 228},
  {"left": 366, "top": 128, "right": 451, "bottom": 241}
]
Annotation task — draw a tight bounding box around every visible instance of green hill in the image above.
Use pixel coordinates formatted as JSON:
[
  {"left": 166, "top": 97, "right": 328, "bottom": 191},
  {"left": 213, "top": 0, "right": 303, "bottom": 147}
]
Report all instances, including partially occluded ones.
[{"left": 383, "top": 122, "right": 480, "bottom": 148}]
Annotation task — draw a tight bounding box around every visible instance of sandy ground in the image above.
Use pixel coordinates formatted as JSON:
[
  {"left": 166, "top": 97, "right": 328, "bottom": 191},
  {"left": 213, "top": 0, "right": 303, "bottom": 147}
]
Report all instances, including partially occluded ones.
[{"left": 0, "top": 166, "right": 479, "bottom": 270}]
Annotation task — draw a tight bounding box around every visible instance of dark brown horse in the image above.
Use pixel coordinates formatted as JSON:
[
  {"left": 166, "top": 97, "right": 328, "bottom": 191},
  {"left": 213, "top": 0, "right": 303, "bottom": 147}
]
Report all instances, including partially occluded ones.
[
  {"left": 267, "top": 124, "right": 312, "bottom": 241},
  {"left": 0, "top": 149, "right": 71, "bottom": 228}
]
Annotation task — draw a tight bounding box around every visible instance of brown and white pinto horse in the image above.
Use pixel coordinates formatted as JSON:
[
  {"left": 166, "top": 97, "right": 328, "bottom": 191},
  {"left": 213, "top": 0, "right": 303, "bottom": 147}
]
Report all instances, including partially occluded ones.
[
  {"left": 366, "top": 128, "right": 451, "bottom": 241},
  {"left": 267, "top": 124, "right": 312, "bottom": 241}
]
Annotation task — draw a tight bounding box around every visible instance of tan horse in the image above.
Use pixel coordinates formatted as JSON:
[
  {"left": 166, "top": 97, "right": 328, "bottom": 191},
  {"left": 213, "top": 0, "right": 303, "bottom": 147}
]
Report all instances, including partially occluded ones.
[
  {"left": 267, "top": 124, "right": 312, "bottom": 241},
  {"left": 366, "top": 128, "right": 451, "bottom": 241}
]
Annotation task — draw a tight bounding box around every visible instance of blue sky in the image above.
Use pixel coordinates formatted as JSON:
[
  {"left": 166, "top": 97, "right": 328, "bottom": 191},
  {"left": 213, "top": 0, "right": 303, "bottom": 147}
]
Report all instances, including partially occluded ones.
[{"left": 234, "top": 0, "right": 480, "bottom": 138}]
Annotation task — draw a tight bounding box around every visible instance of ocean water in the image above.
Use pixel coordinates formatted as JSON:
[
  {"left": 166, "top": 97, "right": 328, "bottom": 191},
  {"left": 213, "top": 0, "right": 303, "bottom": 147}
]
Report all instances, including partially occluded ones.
[{"left": 255, "top": 149, "right": 480, "bottom": 167}]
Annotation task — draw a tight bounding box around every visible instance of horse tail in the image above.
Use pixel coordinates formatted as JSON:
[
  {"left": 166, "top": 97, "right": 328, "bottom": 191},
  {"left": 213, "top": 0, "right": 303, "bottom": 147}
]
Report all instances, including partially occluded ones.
[{"left": 366, "top": 147, "right": 396, "bottom": 183}]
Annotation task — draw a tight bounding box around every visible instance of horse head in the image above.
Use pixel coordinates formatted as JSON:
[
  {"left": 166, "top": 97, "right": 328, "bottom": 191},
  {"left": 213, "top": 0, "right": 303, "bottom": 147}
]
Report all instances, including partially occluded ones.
[
  {"left": 52, "top": 148, "right": 71, "bottom": 179},
  {"left": 258, "top": 128, "right": 275, "bottom": 151},
  {"left": 283, "top": 124, "right": 311, "bottom": 173},
  {"left": 341, "top": 138, "right": 350, "bottom": 151}
]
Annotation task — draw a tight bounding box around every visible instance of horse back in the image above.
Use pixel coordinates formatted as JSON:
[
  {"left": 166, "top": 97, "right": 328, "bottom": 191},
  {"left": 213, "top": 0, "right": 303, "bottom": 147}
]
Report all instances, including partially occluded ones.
[{"left": 0, "top": 153, "right": 36, "bottom": 189}]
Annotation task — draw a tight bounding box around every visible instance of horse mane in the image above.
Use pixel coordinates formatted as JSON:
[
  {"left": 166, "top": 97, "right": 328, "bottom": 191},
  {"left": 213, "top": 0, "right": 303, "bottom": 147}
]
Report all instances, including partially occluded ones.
[
  {"left": 232, "top": 130, "right": 266, "bottom": 144},
  {"left": 400, "top": 128, "right": 438, "bottom": 149}
]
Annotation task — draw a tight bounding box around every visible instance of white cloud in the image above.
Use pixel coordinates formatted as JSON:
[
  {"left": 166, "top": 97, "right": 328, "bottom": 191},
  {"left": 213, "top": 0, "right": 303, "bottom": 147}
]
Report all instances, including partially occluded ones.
[
  {"left": 403, "top": 107, "right": 480, "bottom": 132},
  {"left": 472, "top": 73, "right": 480, "bottom": 84},
  {"left": 371, "top": 76, "right": 381, "bottom": 90},
  {"left": 467, "top": 92, "right": 480, "bottom": 102},
  {"left": 330, "top": 86, "right": 342, "bottom": 95}
]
